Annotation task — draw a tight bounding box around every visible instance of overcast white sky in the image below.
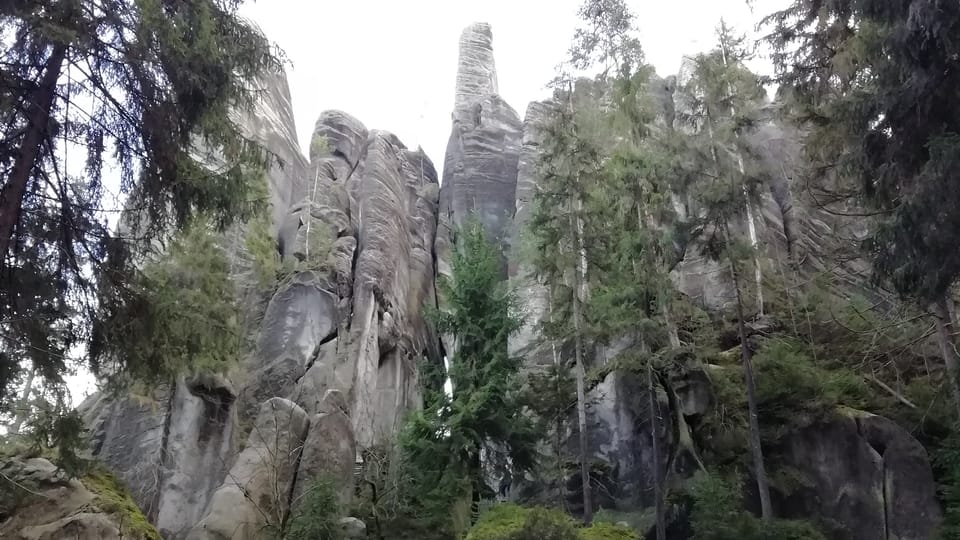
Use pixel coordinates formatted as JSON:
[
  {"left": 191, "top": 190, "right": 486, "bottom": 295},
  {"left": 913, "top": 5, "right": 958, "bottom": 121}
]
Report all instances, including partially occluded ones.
[{"left": 239, "top": 0, "right": 789, "bottom": 173}]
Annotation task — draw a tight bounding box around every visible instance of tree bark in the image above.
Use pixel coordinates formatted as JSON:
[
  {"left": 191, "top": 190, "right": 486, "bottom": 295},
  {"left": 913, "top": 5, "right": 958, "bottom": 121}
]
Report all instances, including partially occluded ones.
[
  {"left": 933, "top": 297, "right": 960, "bottom": 421},
  {"left": 729, "top": 250, "right": 773, "bottom": 520},
  {"left": 0, "top": 44, "right": 67, "bottom": 266},
  {"left": 648, "top": 363, "right": 666, "bottom": 540},
  {"left": 571, "top": 201, "right": 593, "bottom": 525}
]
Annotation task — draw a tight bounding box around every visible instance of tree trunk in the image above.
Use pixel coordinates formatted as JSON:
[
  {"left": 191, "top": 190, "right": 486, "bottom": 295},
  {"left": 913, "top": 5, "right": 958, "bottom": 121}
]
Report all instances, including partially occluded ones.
[
  {"left": 933, "top": 297, "right": 960, "bottom": 421},
  {"left": 0, "top": 44, "right": 67, "bottom": 266},
  {"left": 8, "top": 366, "right": 36, "bottom": 435},
  {"left": 729, "top": 251, "right": 773, "bottom": 520},
  {"left": 648, "top": 364, "right": 666, "bottom": 540},
  {"left": 571, "top": 202, "right": 593, "bottom": 525}
]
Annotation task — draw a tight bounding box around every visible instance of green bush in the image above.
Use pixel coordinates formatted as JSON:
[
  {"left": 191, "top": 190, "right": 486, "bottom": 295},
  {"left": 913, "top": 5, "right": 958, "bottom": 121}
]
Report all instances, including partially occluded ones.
[
  {"left": 466, "top": 504, "right": 529, "bottom": 540},
  {"left": 285, "top": 477, "right": 343, "bottom": 540},
  {"left": 467, "top": 505, "right": 639, "bottom": 540},
  {"left": 517, "top": 507, "right": 579, "bottom": 540},
  {"left": 580, "top": 522, "right": 637, "bottom": 540},
  {"left": 688, "top": 471, "right": 824, "bottom": 540}
]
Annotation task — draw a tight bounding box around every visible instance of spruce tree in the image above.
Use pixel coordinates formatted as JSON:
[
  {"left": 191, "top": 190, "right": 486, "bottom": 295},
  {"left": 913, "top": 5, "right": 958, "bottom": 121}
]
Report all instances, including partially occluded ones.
[
  {"left": 764, "top": 0, "right": 960, "bottom": 418},
  {"left": 0, "top": 0, "right": 278, "bottom": 411},
  {"left": 402, "top": 220, "right": 536, "bottom": 534}
]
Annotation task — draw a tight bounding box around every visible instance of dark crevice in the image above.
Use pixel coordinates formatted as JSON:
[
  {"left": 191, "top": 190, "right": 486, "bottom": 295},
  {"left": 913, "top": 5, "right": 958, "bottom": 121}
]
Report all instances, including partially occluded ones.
[
  {"left": 148, "top": 381, "right": 178, "bottom": 523},
  {"left": 188, "top": 380, "right": 236, "bottom": 447},
  {"left": 294, "top": 330, "right": 339, "bottom": 386},
  {"left": 283, "top": 414, "right": 311, "bottom": 529}
]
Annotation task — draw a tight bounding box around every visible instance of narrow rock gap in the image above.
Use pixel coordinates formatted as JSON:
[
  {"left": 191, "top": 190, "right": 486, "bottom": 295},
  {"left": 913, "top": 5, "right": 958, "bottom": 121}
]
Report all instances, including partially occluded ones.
[
  {"left": 294, "top": 330, "right": 339, "bottom": 386},
  {"left": 283, "top": 414, "right": 312, "bottom": 530},
  {"left": 149, "top": 382, "right": 178, "bottom": 523}
]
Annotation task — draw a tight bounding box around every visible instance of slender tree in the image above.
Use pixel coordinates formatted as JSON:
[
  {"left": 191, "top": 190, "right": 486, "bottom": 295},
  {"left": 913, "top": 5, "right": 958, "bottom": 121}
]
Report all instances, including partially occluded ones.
[
  {"left": 675, "top": 26, "right": 774, "bottom": 519},
  {"left": 532, "top": 93, "right": 606, "bottom": 524}
]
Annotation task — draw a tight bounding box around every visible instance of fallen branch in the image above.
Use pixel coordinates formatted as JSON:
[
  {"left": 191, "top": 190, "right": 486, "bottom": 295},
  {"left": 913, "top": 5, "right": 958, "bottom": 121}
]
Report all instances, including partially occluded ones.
[{"left": 866, "top": 373, "right": 918, "bottom": 409}]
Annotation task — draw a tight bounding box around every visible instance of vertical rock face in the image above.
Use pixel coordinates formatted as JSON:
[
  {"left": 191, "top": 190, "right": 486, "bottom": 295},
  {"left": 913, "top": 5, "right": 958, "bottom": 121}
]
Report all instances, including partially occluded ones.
[
  {"left": 508, "top": 102, "right": 554, "bottom": 369},
  {"left": 84, "top": 66, "right": 442, "bottom": 537}
]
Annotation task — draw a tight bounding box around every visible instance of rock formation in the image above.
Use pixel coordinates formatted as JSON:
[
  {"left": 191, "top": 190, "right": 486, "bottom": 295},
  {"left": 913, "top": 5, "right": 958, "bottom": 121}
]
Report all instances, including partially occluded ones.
[
  {"left": 64, "top": 20, "right": 943, "bottom": 540},
  {"left": 0, "top": 458, "right": 160, "bottom": 540}
]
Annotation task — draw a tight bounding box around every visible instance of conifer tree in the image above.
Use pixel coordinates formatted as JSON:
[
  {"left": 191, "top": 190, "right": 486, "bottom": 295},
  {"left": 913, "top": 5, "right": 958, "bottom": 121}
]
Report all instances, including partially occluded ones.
[
  {"left": 0, "top": 0, "right": 278, "bottom": 410},
  {"left": 676, "top": 25, "right": 774, "bottom": 520},
  {"left": 402, "top": 220, "right": 536, "bottom": 534},
  {"left": 531, "top": 92, "right": 605, "bottom": 524},
  {"left": 764, "top": 0, "right": 960, "bottom": 418}
]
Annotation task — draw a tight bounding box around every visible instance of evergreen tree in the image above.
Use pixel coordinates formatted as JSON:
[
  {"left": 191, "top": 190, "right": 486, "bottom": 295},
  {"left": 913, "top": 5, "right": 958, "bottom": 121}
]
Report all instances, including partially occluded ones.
[
  {"left": 531, "top": 93, "right": 606, "bottom": 524},
  {"left": 764, "top": 0, "right": 960, "bottom": 418},
  {"left": 0, "top": 0, "right": 278, "bottom": 410},
  {"left": 402, "top": 220, "right": 537, "bottom": 535},
  {"left": 675, "top": 24, "right": 774, "bottom": 520}
]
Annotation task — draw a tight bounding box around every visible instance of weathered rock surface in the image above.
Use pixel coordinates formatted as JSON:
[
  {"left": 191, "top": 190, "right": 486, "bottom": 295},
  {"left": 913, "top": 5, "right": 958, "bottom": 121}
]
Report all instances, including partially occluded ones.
[
  {"left": 292, "top": 390, "right": 356, "bottom": 506},
  {"left": 84, "top": 65, "right": 443, "bottom": 537},
  {"left": 437, "top": 23, "right": 522, "bottom": 280},
  {"left": 0, "top": 458, "right": 160, "bottom": 540},
  {"left": 508, "top": 101, "right": 554, "bottom": 369},
  {"left": 775, "top": 410, "right": 942, "bottom": 540},
  {"left": 186, "top": 398, "right": 309, "bottom": 540}
]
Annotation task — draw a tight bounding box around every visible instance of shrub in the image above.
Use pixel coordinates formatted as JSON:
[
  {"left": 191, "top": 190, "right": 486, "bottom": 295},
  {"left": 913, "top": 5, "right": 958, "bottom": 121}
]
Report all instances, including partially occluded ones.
[
  {"left": 687, "top": 471, "right": 824, "bottom": 540},
  {"left": 580, "top": 522, "right": 637, "bottom": 540},
  {"left": 285, "top": 477, "right": 343, "bottom": 540},
  {"left": 466, "top": 504, "right": 638, "bottom": 540},
  {"left": 466, "top": 504, "right": 529, "bottom": 540}
]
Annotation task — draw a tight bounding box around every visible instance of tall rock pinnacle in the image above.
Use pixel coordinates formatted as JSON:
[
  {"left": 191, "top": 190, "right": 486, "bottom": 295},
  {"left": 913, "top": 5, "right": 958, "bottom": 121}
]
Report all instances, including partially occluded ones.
[
  {"left": 453, "top": 23, "right": 500, "bottom": 125},
  {"left": 437, "top": 23, "right": 522, "bottom": 281}
]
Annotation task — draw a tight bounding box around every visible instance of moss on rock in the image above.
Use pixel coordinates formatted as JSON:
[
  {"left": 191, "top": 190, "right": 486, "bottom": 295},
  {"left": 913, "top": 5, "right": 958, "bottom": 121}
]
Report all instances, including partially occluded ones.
[{"left": 84, "top": 466, "right": 161, "bottom": 540}]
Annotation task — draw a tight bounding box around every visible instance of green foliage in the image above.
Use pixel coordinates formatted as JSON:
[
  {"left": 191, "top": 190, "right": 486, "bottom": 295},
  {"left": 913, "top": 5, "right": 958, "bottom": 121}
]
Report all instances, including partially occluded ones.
[
  {"left": 0, "top": 0, "right": 279, "bottom": 410},
  {"left": 698, "top": 337, "right": 871, "bottom": 464},
  {"left": 687, "top": 472, "right": 824, "bottom": 540},
  {"left": 245, "top": 211, "right": 282, "bottom": 288},
  {"left": 91, "top": 217, "right": 243, "bottom": 388},
  {"left": 764, "top": 0, "right": 960, "bottom": 303},
  {"left": 26, "top": 407, "right": 87, "bottom": 477},
  {"left": 579, "top": 522, "right": 637, "bottom": 540},
  {"left": 310, "top": 134, "right": 331, "bottom": 160},
  {"left": 400, "top": 219, "right": 535, "bottom": 534},
  {"left": 84, "top": 466, "right": 162, "bottom": 540},
  {"left": 285, "top": 477, "right": 343, "bottom": 540},
  {"left": 466, "top": 505, "right": 637, "bottom": 540}
]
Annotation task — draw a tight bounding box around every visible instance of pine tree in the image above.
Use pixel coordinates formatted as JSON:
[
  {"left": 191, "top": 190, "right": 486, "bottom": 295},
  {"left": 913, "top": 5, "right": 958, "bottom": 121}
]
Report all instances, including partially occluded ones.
[
  {"left": 402, "top": 220, "right": 537, "bottom": 534},
  {"left": 0, "top": 0, "right": 278, "bottom": 410},
  {"left": 764, "top": 0, "right": 960, "bottom": 418}
]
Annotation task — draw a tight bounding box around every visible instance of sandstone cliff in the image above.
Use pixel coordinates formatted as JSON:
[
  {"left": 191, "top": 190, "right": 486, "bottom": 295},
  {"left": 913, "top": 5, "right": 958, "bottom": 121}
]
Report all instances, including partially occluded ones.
[{"left": 66, "top": 22, "right": 942, "bottom": 540}]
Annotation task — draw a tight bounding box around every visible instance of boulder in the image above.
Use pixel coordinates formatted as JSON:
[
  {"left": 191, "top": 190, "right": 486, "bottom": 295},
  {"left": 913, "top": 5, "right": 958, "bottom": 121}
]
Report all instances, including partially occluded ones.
[
  {"left": 340, "top": 517, "right": 367, "bottom": 538},
  {"left": 293, "top": 390, "right": 357, "bottom": 506},
  {"left": 774, "top": 409, "right": 942, "bottom": 540},
  {"left": 186, "top": 398, "right": 309, "bottom": 540}
]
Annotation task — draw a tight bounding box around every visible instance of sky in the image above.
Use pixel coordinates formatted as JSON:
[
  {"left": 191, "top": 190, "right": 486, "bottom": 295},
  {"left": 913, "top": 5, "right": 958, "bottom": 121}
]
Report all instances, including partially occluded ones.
[{"left": 239, "top": 0, "right": 790, "bottom": 175}]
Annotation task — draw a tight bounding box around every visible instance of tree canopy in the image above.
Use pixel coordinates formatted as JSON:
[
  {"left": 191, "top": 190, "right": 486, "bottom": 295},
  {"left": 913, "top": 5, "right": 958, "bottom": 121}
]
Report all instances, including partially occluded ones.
[{"left": 0, "top": 0, "right": 279, "bottom": 416}]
